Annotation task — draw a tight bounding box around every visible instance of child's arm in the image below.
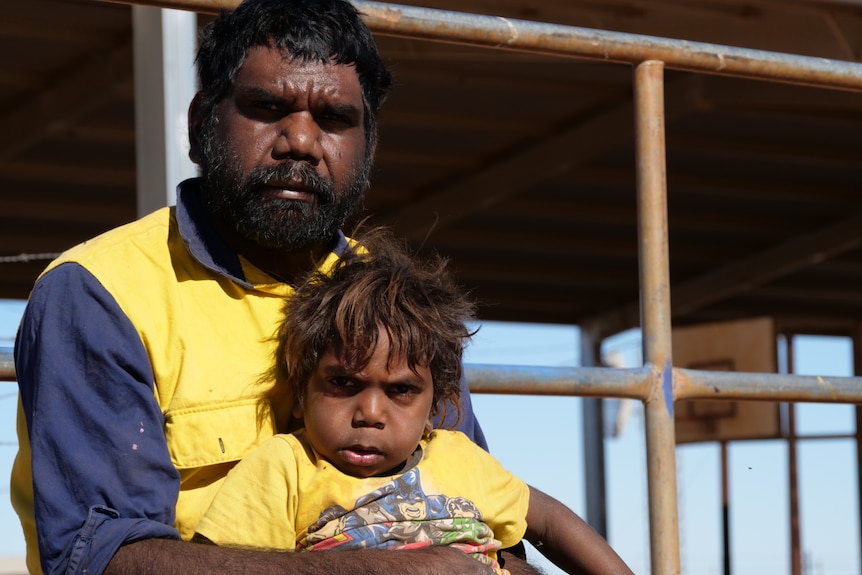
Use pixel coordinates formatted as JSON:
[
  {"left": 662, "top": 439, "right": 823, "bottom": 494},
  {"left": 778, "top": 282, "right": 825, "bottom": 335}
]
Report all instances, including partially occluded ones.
[{"left": 524, "top": 486, "right": 634, "bottom": 575}]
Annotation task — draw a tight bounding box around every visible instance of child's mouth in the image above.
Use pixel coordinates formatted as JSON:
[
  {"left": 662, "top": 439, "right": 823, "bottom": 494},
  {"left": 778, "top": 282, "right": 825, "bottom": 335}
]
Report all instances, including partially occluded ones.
[{"left": 341, "top": 446, "right": 384, "bottom": 467}]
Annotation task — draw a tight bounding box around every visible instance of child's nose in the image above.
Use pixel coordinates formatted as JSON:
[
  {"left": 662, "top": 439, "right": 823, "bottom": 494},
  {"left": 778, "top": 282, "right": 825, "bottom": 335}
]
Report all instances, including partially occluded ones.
[{"left": 352, "top": 389, "right": 385, "bottom": 429}]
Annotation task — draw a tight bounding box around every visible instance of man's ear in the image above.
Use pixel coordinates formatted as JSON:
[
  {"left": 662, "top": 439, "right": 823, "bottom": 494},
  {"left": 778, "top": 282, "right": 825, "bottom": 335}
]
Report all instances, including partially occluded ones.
[{"left": 187, "top": 92, "right": 205, "bottom": 165}]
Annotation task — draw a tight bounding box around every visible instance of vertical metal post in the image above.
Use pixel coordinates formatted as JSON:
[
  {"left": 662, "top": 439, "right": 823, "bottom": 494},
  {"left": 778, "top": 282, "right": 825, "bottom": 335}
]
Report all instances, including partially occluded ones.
[
  {"left": 133, "top": 6, "right": 198, "bottom": 216},
  {"left": 581, "top": 325, "right": 608, "bottom": 538},
  {"left": 787, "top": 337, "right": 802, "bottom": 575},
  {"left": 788, "top": 402, "right": 802, "bottom": 575},
  {"left": 721, "top": 440, "right": 731, "bottom": 575},
  {"left": 852, "top": 323, "right": 862, "bottom": 574},
  {"left": 634, "top": 59, "right": 681, "bottom": 575}
]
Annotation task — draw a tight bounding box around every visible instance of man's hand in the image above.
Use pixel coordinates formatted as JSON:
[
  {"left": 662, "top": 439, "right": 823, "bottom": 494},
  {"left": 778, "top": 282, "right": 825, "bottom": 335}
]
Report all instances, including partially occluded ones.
[{"left": 106, "top": 538, "right": 502, "bottom": 575}]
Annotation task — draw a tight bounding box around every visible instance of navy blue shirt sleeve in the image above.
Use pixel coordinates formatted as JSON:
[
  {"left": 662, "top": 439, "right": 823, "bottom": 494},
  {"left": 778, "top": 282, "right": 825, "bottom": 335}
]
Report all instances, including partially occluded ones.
[
  {"left": 15, "top": 263, "right": 180, "bottom": 575},
  {"left": 432, "top": 370, "right": 488, "bottom": 451}
]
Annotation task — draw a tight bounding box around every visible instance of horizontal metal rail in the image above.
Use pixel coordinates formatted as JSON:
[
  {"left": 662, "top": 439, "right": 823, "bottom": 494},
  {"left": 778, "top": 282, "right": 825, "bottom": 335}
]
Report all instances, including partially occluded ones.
[
  {"left": 676, "top": 368, "right": 862, "bottom": 403},
  {"left": 7, "top": 348, "right": 862, "bottom": 404},
  {"left": 94, "top": 0, "right": 862, "bottom": 92},
  {"left": 466, "top": 364, "right": 652, "bottom": 397},
  {"left": 1, "top": 347, "right": 12, "bottom": 380}
]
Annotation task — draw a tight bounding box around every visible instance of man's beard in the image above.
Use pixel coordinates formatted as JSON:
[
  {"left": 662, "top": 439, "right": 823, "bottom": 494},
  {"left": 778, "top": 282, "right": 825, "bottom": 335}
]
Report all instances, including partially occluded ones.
[{"left": 200, "top": 137, "right": 369, "bottom": 250}]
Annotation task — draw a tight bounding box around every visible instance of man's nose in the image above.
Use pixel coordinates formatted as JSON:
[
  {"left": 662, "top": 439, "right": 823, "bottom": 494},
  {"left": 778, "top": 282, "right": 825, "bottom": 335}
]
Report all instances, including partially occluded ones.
[
  {"left": 273, "top": 112, "right": 323, "bottom": 163},
  {"left": 352, "top": 389, "right": 385, "bottom": 429}
]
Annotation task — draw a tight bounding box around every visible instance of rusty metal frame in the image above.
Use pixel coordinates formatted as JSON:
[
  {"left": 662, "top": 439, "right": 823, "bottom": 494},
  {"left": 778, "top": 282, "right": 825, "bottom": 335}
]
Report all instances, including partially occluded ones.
[{"left": 3, "top": 1, "right": 862, "bottom": 573}]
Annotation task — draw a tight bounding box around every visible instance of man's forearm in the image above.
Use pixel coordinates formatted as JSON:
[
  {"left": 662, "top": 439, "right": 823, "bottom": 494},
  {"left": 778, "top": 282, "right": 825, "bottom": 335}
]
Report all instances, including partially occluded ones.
[
  {"left": 499, "top": 550, "right": 541, "bottom": 575},
  {"left": 106, "top": 538, "right": 498, "bottom": 575}
]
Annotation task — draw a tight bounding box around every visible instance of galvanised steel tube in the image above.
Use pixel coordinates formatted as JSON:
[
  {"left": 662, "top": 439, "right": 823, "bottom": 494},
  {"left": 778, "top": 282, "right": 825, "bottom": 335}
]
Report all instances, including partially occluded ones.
[
  {"left": 0, "top": 347, "right": 660, "bottom": 394},
  {"left": 465, "top": 364, "right": 652, "bottom": 399},
  {"left": 98, "top": 0, "right": 234, "bottom": 10},
  {"left": 354, "top": 1, "right": 862, "bottom": 92},
  {"left": 95, "top": 0, "right": 862, "bottom": 92},
  {"left": 12, "top": 350, "right": 861, "bottom": 404},
  {"left": 676, "top": 368, "right": 862, "bottom": 403},
  {"left": 0, "top": 347, "right": 13, "bottom": 381},
  {"left": 635, "top": 60, "right": 681, "bottom": 575}
]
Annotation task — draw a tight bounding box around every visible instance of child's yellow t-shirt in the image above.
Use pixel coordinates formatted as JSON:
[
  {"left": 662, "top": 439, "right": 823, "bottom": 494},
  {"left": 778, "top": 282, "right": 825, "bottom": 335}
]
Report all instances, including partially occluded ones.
[{"left": 196, "top": 429, "right": 530, "bottom": 568}]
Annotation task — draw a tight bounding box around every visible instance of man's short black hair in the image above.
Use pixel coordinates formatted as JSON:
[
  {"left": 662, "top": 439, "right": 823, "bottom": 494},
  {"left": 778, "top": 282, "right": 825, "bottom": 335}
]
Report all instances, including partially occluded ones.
[{"left": 196, "top": 0, "right": 392, "bottom": 149}]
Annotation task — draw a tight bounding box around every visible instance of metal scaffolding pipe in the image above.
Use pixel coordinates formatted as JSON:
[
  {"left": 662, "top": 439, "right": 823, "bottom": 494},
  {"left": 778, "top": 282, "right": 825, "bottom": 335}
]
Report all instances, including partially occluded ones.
[
  {"left": 13, "top": 350, "right": 861, "bottom": 403},
  {"left": 0, "top": 347, "right": 13, "bottom": 381},
  {"left": 465, "top": 364, "right": 651, "bottom": 398},
  {"left": 3, "top": 347, "right": 658, "bottom": 397},
  {"left": 635, "top": 60, "right": 681, "bottom": 575},
  {"left": 93, "top": 0, "right": 862, "bottom": 92},
  {"left": 677, "top": 368, "right": 862, "bottom": 403}
]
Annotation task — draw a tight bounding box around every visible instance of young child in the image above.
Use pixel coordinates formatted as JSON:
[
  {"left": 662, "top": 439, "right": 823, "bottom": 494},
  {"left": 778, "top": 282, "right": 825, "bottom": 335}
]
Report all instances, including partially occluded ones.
[{"left": 194, "top": 229, "right": 633, "bottom": 575}]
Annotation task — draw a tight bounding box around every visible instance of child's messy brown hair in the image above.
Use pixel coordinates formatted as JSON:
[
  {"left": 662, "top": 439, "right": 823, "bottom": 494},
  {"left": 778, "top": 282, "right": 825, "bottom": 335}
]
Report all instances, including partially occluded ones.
[{"left": 271, "top": 227, "right": 476, "bottom": 431}]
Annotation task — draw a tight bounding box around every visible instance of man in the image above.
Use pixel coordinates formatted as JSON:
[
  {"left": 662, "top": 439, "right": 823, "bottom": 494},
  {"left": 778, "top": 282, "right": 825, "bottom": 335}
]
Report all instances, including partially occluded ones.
[{"left": 12, "top": 1, "right": 527, "bottom": 574}]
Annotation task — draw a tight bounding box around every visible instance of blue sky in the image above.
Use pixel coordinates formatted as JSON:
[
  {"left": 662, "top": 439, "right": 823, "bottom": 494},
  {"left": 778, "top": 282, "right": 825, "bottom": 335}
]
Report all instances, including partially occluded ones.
[{"left": 0, "top": 299, "right": 858, "bottom": 574}]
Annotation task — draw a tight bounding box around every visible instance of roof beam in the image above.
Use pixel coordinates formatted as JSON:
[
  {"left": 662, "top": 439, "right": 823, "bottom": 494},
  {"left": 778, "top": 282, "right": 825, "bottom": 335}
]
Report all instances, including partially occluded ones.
[
  {"left": 589, "top": 208, "right": 862, "bottom": 337},
  {"left": 0, "top": 38, "right": 133, "bottom": 161},
  {"left": 378, "top": 73, "right": 704, "bottom": 241},
  {"left": 671, "top": 209, "right": 862, "bottom": 315},
  {"left": 0, "top": 161, "right": 135, "bottom": 188}
]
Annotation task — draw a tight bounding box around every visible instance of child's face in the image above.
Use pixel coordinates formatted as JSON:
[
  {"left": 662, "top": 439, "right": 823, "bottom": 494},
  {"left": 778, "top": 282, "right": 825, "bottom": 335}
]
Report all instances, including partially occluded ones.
[{"left": 294, "top": 331, "right": 434, "bottom": 478}]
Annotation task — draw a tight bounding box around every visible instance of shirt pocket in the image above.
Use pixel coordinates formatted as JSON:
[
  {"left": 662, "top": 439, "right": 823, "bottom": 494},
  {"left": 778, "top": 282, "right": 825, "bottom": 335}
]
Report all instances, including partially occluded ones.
[{"left": 164, "top": 399, "right": 275, "bottom": 468}]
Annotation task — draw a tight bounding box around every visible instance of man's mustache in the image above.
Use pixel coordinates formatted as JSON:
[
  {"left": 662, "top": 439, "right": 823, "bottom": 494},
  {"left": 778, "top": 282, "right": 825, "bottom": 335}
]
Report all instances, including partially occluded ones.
[{"left": 246, "top": 162, "right": 336, "bottom": 203}]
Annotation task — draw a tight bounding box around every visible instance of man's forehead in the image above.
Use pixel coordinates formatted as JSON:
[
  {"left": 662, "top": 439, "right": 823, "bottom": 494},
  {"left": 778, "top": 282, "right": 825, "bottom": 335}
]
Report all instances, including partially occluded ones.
[
  {"left": 230, "top": 56, "right": 363, "bottom": 117},
  {"left": 236, "top": 45, "right": 361, "bottom": 90}
]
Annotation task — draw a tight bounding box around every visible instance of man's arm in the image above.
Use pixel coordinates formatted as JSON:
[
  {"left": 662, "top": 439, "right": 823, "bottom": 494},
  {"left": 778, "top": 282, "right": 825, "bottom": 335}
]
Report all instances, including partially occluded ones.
[
  {"left": 439, "top": 371, "right": 488, "bottom": 449},
  {"left": 498, "top": 549, "right": 541, "bottom": 575},
  {"left": 16, "top": 264, "right": 182, "bottom": 575},
  {"left": 107, "top": 538, "right": 497, "bottom": 575},
  {"left": 524, "top": 486, "right": 634, "bottom": 575}
]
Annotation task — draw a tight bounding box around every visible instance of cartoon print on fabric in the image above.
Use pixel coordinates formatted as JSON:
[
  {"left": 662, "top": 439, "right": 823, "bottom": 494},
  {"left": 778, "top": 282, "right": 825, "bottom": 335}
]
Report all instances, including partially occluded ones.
[{"left": 300, "top": 467, "right": 505, "bottom": 570}]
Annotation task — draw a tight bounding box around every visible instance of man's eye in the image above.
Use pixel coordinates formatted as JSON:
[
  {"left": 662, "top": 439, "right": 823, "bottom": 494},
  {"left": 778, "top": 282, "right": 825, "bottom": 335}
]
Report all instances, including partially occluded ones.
[
  {"left": 239, "top": 100, "right": 284, "bottom": 121},
  {"left": 317, "top": 114, "right": 351, "bottom": 130},
  {"left": 245, "top": 98, "right": 284, "bottom": 113},
  {"left": 258, "top": 102, "right": 282, "bottom": 112}
]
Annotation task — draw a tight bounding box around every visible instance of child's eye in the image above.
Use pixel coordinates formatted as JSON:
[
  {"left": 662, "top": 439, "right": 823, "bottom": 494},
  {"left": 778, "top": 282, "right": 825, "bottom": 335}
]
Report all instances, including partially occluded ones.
[
  {"left": 390, "top": 383, "right": 417, "bottom": 396},
  {"left": 329, "top": 376, "right": 352, "bottom": 388}
]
